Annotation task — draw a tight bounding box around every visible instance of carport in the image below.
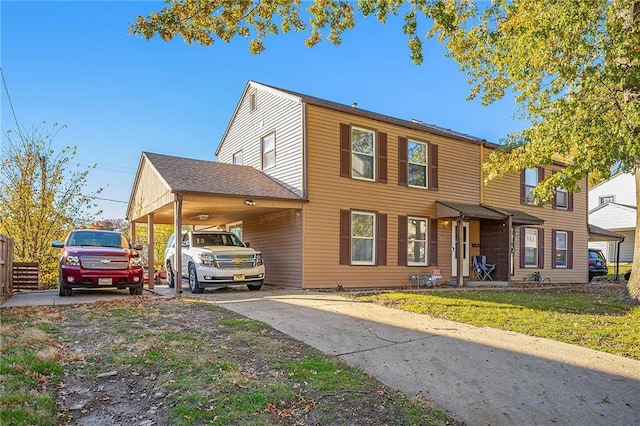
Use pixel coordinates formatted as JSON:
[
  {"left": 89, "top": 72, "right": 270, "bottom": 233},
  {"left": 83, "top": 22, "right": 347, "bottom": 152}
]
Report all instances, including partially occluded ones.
[
  {"left": 588, "top": 223, "right": 626, "bottom": 279},
  {"left": 126, "top": 152, "right": 306, "bottom": 294}
]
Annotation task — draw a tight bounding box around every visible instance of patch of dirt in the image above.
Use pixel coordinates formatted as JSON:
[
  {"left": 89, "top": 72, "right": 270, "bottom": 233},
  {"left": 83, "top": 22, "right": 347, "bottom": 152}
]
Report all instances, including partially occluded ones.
[{"left": 50, "top": 296, "right": 460, "bottom": 425}]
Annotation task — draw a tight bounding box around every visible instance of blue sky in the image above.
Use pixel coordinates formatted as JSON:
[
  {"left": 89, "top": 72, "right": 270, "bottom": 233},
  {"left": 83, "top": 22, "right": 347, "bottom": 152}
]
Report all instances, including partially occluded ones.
[{"left": 1, "top": 1, "right": 527, "bottom": 220}]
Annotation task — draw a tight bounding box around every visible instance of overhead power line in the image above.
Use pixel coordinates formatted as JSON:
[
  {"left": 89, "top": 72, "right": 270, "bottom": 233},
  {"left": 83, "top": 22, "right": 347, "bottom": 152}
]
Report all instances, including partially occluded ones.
[{"left": 0, "top": 66, "right": 23, "bottom": 137}]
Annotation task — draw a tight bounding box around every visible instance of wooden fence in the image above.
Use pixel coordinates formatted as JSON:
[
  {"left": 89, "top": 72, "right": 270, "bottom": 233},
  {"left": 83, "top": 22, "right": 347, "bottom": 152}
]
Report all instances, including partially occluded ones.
[
  {"left": 12, "top": 262, "right": 41, "bottom": 291},
  {"left": 1, "top": 235, "right": 43, "bottom": 295},
  {"left": 1, "top": 235, "right": 14, "bottom": 296}
]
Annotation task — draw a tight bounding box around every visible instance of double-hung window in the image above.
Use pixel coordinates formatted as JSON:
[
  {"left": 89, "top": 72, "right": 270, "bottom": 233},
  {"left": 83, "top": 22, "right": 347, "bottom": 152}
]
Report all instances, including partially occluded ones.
[
  {"left": 233, "top": 150, "right": 243, "bottom": 165},
  {"left": 408, "top": 140, "right": 428, "bottom": 188},
  {"left": 554, "top": 231, "right": 568, "bottom": 267},
  {"left": 262, "top": 132, "right": 275, "bottom": 169},
  {"left": 552, "top": 230, "right": 573, "bottom": 269},
  {"left": 407, "top": 217, "right": 428, "bottom": 265},
  {"left": 555, "top": 187, "right": 568, "bottom": 209},
  {"left": 523, "top": 168, "right": 539, "bottom": 205},
  {"left": 350, "top": 211, "right": 376, "bottom": 265},
  {"left": 523, "top": 227, "right": 539, "bottom": 267},
  {"left": 351, "top": 127, "right": 375, "bottom": 181}
]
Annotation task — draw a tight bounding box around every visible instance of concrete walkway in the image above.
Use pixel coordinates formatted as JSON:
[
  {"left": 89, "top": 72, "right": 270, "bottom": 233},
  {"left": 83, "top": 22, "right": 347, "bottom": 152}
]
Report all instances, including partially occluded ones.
[{"left": 2, "top": 285, "right": 639, "bottom": 425}]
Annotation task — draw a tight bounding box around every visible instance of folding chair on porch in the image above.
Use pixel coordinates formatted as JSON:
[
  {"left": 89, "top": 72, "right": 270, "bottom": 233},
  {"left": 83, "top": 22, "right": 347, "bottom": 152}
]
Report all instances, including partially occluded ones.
[{"left": 472, "top": 256, "right": 496, "bottom": 281}]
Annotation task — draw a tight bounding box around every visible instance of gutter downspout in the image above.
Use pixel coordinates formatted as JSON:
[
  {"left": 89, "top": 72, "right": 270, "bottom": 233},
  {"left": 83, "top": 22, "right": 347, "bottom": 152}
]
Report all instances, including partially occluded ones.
[
  {"left": 616, "top": 237, "right": 625, "bottom": 281},
  {"left": 457, "top": 217, "right": 464, "bottom": 287}
]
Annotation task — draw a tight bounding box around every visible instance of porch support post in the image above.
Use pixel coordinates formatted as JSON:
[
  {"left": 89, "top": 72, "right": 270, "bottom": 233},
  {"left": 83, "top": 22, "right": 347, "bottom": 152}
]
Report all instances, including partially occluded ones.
[
  {"left": 508, "top": 215, "right": 514, "bottom": 281},
  {"left": 174, "top": 193, "right": 183, "bottom": 295},
  {"left": 457, "top": 217, "right": 464, "bottom": 287},
  {"left": 130, "top": 222, "right": 136, "bottom": 245},
  {"left": 147, "top": 213, "right": 155, "bottom": 290}
]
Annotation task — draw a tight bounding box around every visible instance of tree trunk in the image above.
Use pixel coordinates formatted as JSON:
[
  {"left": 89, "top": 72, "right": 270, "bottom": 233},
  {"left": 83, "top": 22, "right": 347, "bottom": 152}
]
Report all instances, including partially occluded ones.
[{"left": 627, "top": 167, "right": 640, "bottom": 302}]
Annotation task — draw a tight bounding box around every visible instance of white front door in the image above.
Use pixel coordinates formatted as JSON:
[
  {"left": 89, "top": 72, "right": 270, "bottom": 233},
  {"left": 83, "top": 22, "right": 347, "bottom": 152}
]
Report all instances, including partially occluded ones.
[{"left": 451, "top": 221, "right": 470, "bottom": 277}]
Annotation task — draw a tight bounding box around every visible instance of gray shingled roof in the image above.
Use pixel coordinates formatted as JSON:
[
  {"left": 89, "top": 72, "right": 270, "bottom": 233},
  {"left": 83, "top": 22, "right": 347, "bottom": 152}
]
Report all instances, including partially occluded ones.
[
  {"left": 437, "top": 201, "right": 507, "bottom": 220},
  {"left": 143, "top": 152, "right": 302, "bottom": 200},
  {"left": 588, "top": 224, "right": 625, "bottom": 242},
  {"left": 437, "top": 201, "right": 544, "bottom": 224},
  {"left": 257, "top": 81, "right": 497, "bottom": 147}
]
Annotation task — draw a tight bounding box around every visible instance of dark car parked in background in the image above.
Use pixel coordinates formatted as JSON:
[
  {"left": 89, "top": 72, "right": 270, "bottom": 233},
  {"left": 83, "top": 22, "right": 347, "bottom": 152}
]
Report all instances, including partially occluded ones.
[
  {"left": 52, "top": 229, "right": 145, "bottom": 296},
  {"left": 588, "top": 248, "right": 608, "bottom": 282}
]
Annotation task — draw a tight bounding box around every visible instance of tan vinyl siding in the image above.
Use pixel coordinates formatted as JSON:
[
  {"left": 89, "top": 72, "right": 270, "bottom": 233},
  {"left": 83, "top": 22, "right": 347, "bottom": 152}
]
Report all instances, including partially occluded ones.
[
  {"left": 243, "top": 210, "right": 303, "bottom": 287},
  {"left": 302, "top": 104, "right": 482, "bottom": 288},
  {"left": 482, "top": 146, "right": 588, "bottom": 283},
  {"left": 217, "top": 85, "right": 304, "bottom": 196}
]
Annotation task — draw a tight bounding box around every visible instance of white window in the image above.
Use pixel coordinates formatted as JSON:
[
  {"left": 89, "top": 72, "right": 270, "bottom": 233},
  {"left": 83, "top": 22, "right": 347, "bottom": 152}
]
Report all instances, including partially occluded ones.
[
  {"left": 599, "top": 195, "right": 615, "bottom": 205},
  {"left": 249, "top": 90, "right": 257, "bottom": 112},
  {"left": 524, "top": 168, "right": 539, "bottom": 205},
  {"left": 555, "top": 231, "right": 567, "bottom": 267},
  {"left": 408, "top": 140, "right": 427, "bottom": 188},
  {"left": 524, "top": 228, "right": 539, "bottom": 267},
  {"left": 233, "top": 151, "right": 243, "bottom": 165},
  {"left": 351, "top": 127, "right": 375, "bottom": 181},
  {"left": 407, "top": 217, "right": 428, "bottom": 265},
  {"left": 351, "top": 211, "right": 375, "bottom": 265},
  {"left": 556, "top": 187, "right": 568, "bottom": 209},
  {"left": 262, "top": 132, "right": 275, "bottom": 169}
]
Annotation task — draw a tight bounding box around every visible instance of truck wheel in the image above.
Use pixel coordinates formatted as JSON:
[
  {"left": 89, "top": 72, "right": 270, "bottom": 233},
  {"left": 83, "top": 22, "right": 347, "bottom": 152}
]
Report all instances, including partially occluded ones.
[
  {"left": 166, "top": 263, "right": 175, "bottom": 288},
  {"left": 188, "top": 265, "right": 204, "bottom": 294},
  {"left": 247, "top": 281, "right": 263, "bottom": 291},
  {"left": 58, "top": 276, "right": 72, "bottom": 296},
  {"left": 130, "top": 286, "right": 143, "bottom": 295}
]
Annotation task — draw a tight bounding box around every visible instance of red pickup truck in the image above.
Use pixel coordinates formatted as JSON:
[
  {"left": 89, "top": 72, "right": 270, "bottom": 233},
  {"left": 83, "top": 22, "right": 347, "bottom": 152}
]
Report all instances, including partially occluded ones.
[{"left": 52, "top": 229, "right": 145, "bottom": 297}]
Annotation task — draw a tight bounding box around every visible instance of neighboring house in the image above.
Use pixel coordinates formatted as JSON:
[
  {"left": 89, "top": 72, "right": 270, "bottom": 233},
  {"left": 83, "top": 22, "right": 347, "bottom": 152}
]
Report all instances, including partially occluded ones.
[
  {"left": 588, "top": 173, "right": 636, "bottom": 262},
  {"left": 128, "top": 81, "right": 589, "bottom": 289}
]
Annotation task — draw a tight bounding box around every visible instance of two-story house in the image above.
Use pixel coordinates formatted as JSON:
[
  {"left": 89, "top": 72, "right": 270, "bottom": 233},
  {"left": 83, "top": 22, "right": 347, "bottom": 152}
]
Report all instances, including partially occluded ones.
[
  {"left": 588, "top": 172, "right": 636, "bottom": 263},
  {"left": 127, "top": 81, "right": 588, "bottom": 289}
]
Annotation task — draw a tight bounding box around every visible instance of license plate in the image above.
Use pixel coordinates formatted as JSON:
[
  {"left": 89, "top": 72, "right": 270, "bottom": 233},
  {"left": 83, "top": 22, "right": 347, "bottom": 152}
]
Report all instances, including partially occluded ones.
[
  {"left": 233, "top": 274, "right": 245, "bottom": 282},
  {"left": 98, "top": 278, "right": 112, "bottom": 285}
]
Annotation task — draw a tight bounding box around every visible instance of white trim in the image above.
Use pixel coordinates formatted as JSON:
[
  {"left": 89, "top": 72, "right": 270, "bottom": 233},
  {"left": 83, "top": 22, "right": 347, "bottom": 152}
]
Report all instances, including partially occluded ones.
[
  {"left": 407, "top": 216, "right": 428, "bottom": 266},
  {"left": 351, "top": 211, "right": 376, "bottom": 265}
]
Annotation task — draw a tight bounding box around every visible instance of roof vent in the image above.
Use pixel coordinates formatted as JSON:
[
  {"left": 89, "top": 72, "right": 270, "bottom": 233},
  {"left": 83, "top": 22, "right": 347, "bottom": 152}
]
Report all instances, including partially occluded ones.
[{"left": 352, "top": 102, "right": 358, "bottom": 108}]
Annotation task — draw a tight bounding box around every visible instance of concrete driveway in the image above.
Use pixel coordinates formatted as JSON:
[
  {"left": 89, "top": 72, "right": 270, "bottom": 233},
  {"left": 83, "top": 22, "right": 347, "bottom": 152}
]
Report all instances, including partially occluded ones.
[{"left": 2, "top": 284, "right": 639, "bottom": 425}]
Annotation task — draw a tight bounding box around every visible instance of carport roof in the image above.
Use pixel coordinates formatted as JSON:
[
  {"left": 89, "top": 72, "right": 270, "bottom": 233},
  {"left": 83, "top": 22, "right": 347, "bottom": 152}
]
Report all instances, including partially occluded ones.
[{"left": 142, "top": 152, "right": 302, "bottom": 199}]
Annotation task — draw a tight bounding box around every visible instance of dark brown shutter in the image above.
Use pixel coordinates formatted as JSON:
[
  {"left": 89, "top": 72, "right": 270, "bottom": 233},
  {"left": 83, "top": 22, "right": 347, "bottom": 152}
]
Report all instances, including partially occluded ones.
[
  {"left": 519, "top": 226, "right": 526, "bottom": 268},
  {"left": 551, "top": 230, "right": 557, "bottom": 269},
  {"left": 377, "top": 213, "right": 387, "bottom": 266},
  {"left": 377, "top": 131, "right": 387, "bottom": 183},
  {"left": 551, "top": 170, "right": 558, "bottom": 209},
  {"left": 429, "top": 218, "right": 438, "bottom": 266},
  {"left": 537, "top": 166, "right": 545, "bottom": 182},
  {"left": 429, "top": 143, "right": 439, "bottom": 190},
  {"left": 398, "top": 137, "right": 408, "bottom": 186},
  {"left": 568, "top": 193, "right": 574, "bottom": 211},
  {"left": 340, "top": 123, "right": 351, "bottom": 178},
  {"left": 340, "top": 210, "right": 351, "bottom": 265},
  {"left": 567, "top": 231, "right": 573, "bottom": 269},
  {"left": 538, "top": 228, "right": 545, "bottom": 268},
  {"left": 398, "top": 215, "right": 407, "bottom": 266},
  {"left": 520, "top": 170, "right": 526, "bottom": 205}
]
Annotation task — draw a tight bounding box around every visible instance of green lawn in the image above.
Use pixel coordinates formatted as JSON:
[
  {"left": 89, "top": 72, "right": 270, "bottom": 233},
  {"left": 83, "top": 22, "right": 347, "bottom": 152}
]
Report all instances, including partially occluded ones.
[{"left": 350, "top": 285, "right": 640, "bottom": 361}]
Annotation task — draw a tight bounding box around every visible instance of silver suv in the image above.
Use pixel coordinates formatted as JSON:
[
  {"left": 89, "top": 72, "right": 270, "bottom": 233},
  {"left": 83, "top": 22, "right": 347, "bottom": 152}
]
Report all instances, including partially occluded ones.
[{"left": 165, "top": 231, "right": 265, "bottom": 293}]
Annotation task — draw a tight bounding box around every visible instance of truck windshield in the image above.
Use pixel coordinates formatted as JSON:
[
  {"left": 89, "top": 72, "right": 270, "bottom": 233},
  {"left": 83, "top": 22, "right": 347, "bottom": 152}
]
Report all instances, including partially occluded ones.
[{"left": 67, "top": 231, "right": 129, "bottom": 248}]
